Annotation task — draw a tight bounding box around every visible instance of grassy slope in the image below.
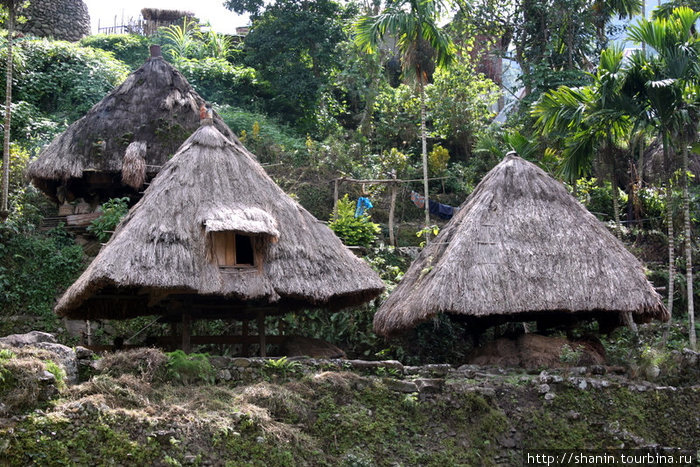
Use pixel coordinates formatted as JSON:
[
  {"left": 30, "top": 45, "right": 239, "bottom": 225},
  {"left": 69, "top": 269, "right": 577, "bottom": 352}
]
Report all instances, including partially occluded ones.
[{"left": 0, "top": 351, "right": 697, "bottom": 466}]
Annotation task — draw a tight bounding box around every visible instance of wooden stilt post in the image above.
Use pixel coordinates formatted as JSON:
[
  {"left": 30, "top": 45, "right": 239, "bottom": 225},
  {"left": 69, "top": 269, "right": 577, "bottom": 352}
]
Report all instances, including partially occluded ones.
[
  {"left": 182, "top": 312, "right": 192, "bottom": 354},
  {"left": 333, "top": 178, "right": 339, "bottom": 218},
  {"left": 242, "top": 320, "right": 249, "bottom": 357},
  {"left": 86, "top": 320, "right": 92, "bottom": 346},
  {"left": 389, "top": 174, "right": 397, "bottom": 247},
  {"left": 257, "top": 310, "right": 266, "bottom": 357},
  {"left": 623, "top": 311, "right": 639, "bottom": 335}
]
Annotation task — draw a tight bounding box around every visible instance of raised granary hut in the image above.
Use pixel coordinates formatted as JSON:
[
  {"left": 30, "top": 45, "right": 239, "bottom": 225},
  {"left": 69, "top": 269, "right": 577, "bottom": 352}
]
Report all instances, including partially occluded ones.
[
  {"left": 27, "top": 45, "right": 234, "bottom": 215},
  {"left": 54, "top": 115, "right": 384, "bottom": 354},
  {"left": 374, "top": 153, "right": 668, "bottom": 337}
]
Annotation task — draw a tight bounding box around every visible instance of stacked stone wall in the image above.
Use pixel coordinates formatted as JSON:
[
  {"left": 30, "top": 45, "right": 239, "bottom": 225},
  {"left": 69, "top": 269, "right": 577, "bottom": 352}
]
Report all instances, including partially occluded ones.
[{"left": 17, "top": 0, "right": 90, "bottom": 42}]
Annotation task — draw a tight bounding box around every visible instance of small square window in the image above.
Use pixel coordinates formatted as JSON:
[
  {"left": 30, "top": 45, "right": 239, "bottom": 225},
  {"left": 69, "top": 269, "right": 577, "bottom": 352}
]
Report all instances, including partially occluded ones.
[{"left": 211, "top": 231, "right": 256, "bottom": 267}]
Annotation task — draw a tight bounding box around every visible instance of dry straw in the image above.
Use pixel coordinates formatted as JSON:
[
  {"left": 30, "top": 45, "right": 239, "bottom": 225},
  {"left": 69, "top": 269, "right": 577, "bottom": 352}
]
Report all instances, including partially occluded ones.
[
  {"left": 27, "top": 49, "right": 234, "bottom": 201},
  {"left": 374, "top": 154, "right": 668, "bottom": 336},
  {"left": 55, "top": 122, "right": 384, "bottom": 320}
]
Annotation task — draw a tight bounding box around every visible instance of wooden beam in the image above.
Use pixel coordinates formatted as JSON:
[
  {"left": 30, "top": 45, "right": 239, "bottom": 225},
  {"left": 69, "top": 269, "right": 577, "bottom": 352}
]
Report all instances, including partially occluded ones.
[
  {"left": 156, "top": 335, "right": 286, "bottom": 346},
  {"left": 333, "top": 176, "right": 448, "bottom": 185}
]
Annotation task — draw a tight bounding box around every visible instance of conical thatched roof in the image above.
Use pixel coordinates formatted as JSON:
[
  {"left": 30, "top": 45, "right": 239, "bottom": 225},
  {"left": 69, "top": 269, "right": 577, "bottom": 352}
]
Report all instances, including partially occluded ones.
[
  {"left": 374, "top": 154, "right": 668, "bottom": 336},
  {"left": 55, "top": 121, "right": 384, "bottom": 320},
  {"left": 27, "top": 46, "right": 235, "bottom": 202}
]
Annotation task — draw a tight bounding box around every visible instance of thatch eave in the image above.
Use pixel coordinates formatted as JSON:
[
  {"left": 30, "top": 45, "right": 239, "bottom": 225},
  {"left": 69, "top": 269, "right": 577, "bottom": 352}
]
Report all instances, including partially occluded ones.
[
  {"left": 27, "top": 53, "right": 235, "bottom": 202},
  {"left": 55, "top": 123, "right": 384, "bottom": 320},
  {"left": 374, "top": 154, "right": 667, "bottom": 337}
]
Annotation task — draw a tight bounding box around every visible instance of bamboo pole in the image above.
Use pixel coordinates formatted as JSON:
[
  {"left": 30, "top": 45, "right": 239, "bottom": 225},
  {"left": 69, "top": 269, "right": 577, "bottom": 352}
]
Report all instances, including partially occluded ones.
[{"left": 389, "top": 173, "right": 397, "bottom": 246}]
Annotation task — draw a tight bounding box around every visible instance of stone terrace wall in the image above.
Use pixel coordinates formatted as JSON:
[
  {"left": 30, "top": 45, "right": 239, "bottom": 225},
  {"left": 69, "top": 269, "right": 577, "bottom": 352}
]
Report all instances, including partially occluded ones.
[{"left": 18, "top": 0, "right": 90, "bottom": 42}]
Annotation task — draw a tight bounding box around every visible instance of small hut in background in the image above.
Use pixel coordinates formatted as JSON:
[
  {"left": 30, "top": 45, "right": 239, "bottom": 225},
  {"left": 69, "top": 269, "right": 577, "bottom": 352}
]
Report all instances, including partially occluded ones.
[
  {"left": 54, "top": 116, "right": 384, "bottom": 355},
  {"left": 27, "top": 45, "right": 234, "bottom": 218},
  {"left": 374, "top": 153, "right": 668, "bottom": 338},
  {"left": 140, "top": 8, "right": 195, "bottom": 36}
]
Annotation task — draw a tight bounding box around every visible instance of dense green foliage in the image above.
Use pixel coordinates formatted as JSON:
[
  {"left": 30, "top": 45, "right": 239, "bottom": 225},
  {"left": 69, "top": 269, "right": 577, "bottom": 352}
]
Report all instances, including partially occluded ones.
[
  {"left": 0, "top": 0, "right": 698, "bottom": 353},
  {"left": 2, "top": 39, "right": 129, "bottom": 123},
  {"left": 329, "top": 194, "right": 381, "bottom": 248},
  {"left": 79, "top": 34, "right": 151, "bottom": 70},
  {"left": 237, "top": 0, "right": 352, "bottom": 133},
  {"left": 0, "top": 223, "right": 84, "bottom": 333},
  {"left": 87, "top": 197, "right": 129, "bottom": 243},
  {"left": 165, "top": 350, "right": 216, "bottom": 385},
  {"left": 173, "top": 57, "right": 258, "bottom": 106}
]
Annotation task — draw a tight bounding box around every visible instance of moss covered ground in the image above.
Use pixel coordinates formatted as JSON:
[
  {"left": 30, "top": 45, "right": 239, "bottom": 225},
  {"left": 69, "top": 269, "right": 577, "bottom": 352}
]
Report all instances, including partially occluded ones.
[{"left": 0, "top": 349, "right": 698, "bottom": 466}]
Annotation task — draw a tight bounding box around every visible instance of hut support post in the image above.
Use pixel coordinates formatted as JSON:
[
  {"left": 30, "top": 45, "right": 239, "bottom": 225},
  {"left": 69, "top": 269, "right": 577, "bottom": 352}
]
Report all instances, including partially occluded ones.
[
  {"left": 242, "top": 320, "right": 249, "bottom": 357},
  {"left": 389, "top": 178, "right": 397, "bottom": 247},
  {"left": 257, "top": 310, "right": 266, "bottom": 357},
  {"left": 182, "top": 312, "right": 192, "bottom": 353},
  {"left": 86, "top": 320, "right": 92, "bottom": 346},
  {"left": 622, "top": 311, "right": 638, "bottom": 336}
]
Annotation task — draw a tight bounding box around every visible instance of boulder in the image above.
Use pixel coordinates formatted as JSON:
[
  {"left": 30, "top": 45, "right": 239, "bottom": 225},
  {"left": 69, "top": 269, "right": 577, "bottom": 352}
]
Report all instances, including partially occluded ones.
[
  {"left": 0, "top": 331, "right": 57, "bottom": 347},
  {"left": 468, "top": 334, "right": 606, "bottom": 369},
  {"left": 33, "top": 342, "right": 79, "bottom": 385},
  {"left": 280, "top": 336, "right": 346, "bottom": 359}
]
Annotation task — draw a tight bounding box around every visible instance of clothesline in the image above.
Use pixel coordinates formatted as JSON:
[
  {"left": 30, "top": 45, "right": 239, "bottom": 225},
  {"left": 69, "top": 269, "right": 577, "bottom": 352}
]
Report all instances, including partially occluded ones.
[{"left": 331, "top": 176, "right": 449, "bottom": 185}]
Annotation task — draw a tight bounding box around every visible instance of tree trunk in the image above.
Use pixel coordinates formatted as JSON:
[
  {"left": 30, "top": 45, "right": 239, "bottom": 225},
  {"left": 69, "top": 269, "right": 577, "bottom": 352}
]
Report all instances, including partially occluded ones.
[
  {"left": 681, "top": 142, "right": 696, "bottom": 350},
  {"left": 1, "top": 4, "right": 14, "bottom": 216},
  {"left": 611, "top": 159, "right": 621, "bottom": 238},
  {"left": 419, "top": 80, "right": 430, "bottom": 242},
  {"left": 663, "top": 139, "right": 675, "bottom": 342}
]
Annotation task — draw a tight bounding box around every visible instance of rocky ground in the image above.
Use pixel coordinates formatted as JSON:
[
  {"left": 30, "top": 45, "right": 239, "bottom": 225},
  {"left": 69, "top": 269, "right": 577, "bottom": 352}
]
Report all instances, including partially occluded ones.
[{"left": 0, "top": 331, "right": 698, "bottom": 466}]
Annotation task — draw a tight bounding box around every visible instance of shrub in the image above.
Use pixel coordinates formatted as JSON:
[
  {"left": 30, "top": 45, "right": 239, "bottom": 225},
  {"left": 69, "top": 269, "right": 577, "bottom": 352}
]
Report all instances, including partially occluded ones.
[
  {"left": 79, "top": 34, "right": 151, "bottom": 70},
  {"left": 165, "top": 350, "right": 216, "bottom": 385},
  {"left": 573, "top": 178, "right": 628, "bottom": 221},
  {"left": 87, "top": 197, "right": 130, "bottom": 242},
  {"left": 428, "top": 144, "right": 450, "bottom": 176},
  {"left": 0, "top": 223, "right": 84, "bottom": 332},
  {"left": 173, "top": 57, "right": 258, "bottom": 106},
  {"left": 3, "top": 39, "right": 129, "bottom": 123},
  {"left": 216, "top": 105, "right": 306, "bottom": 164},
  {"left": 0, "top": 101, "right": 63, "bottom": 148},
  {"left": 329, "top": 194, "right": 380, "bottom": 248}
]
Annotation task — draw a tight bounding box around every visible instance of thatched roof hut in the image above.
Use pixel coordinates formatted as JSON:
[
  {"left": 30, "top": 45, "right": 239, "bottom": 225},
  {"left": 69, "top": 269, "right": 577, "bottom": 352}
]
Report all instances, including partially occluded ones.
[
  {"left": 54, "top": 118, "right": 384, "bottom": 324},
  {"left": 374, "top": 154, "right": 668, "bottom": 336},
  {"left": 27, "top": 46, "right": 234, "bottom": 205}
]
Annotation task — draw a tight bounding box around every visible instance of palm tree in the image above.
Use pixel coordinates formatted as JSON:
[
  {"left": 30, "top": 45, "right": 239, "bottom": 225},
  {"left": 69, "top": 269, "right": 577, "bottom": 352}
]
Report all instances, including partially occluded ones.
[
  {"left": 626, "top": 7, "right": 700, "bottom": 350},
  {"left": 0, "top": 0, "right": 18, "bottom": 219},
  {"left": 354, "top": 0, "right": 455, "bottom": 236},
  {"left": 532, "top": 46, "right": 633, "bottom": 235}
]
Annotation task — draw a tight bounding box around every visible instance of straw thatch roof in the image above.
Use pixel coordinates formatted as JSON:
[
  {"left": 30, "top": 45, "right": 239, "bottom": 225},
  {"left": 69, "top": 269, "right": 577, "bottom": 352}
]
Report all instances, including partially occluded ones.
[
  {"left": 55, "top": 120, "right": 384, "bottom": 320},
  {"left": 27, "top": 47, "right": 234, "bottom": 203},
  {"left": 140, "top": 8, "right": 194, "bottom": 22},
  {"left": 374, "top": 154, "right": 668, "bottom": 336}
]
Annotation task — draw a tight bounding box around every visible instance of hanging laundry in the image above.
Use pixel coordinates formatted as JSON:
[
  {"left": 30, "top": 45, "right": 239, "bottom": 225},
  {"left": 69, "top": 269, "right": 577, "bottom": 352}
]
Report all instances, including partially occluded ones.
[
  {"left": 410, "top": 191, "right": 458, "bottom": 220},
  {"left": 355, "top": 197, "right": 374, "bottom": 217},
  {"left": 410, "top": 191, "right": 425, "bottom": 209}
]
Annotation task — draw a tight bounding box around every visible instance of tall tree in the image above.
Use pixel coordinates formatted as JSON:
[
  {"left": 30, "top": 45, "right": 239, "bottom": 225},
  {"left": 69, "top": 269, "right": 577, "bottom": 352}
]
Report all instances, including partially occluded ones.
[
  {"left": 354, "top": 0, "right": 455, "bottom": 235},
  {"left": 626, "top": 7, "right": 699, "bottom": 349},
  {"left": 455, "top": 0, "right": 640, "bottom": 111},
  {"left": 532, "top": 46, "right": 634, "bottom": 236},
  {"left": 225, "top": 0, "right": 350, "bottom": 133},
  {"left": 0, "top": 0, "right": 18, "bottom": 219}
]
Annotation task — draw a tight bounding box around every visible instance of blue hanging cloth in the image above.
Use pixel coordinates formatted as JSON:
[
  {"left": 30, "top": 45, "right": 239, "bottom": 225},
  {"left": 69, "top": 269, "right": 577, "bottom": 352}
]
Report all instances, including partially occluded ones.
[{"left": 355, "top": 197, "right": 373, "bottom": 217}]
